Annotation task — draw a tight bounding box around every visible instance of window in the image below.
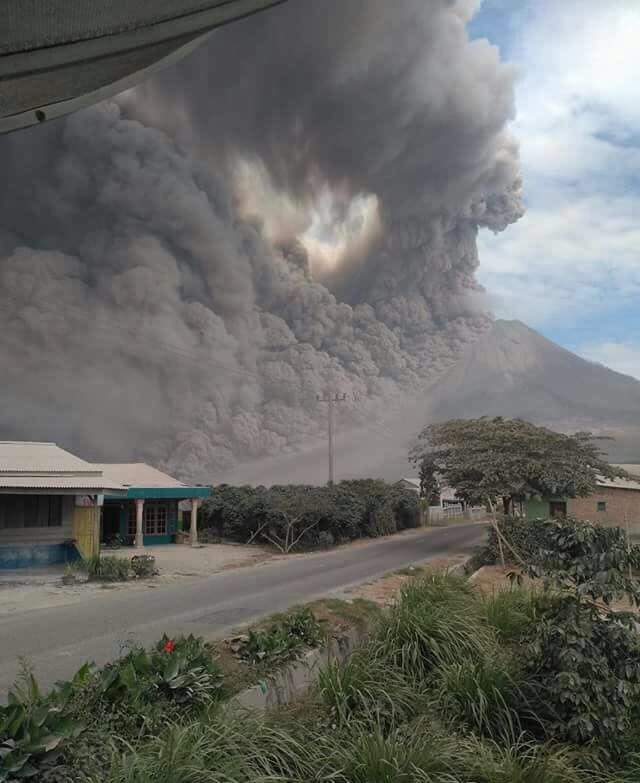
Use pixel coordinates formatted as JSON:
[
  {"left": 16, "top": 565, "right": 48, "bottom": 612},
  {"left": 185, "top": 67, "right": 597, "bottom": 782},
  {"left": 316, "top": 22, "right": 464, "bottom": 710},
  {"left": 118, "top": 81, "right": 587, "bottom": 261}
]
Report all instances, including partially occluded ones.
[
  {"left": 127, "top": 502, "right": 168, "bottom": 537},
  {"left": 127, "top": 505, "right": 136, "bottom": 537},
  {"left": 597, "top": 501, "right": 607, "bottom": 513},
  {"left": 144, "top": 503, "right": 168, "bottom": 536},
  {"left": 0, "top": 495, "right": 62, "bottom": 528}
]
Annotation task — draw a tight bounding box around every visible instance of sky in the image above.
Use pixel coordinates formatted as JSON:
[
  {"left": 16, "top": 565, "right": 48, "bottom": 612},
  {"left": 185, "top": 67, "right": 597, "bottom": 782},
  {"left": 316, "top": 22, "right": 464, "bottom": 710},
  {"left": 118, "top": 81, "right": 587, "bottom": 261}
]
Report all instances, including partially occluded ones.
[{"left": 468, "top": 0, "right": 640, "bottom": 380}]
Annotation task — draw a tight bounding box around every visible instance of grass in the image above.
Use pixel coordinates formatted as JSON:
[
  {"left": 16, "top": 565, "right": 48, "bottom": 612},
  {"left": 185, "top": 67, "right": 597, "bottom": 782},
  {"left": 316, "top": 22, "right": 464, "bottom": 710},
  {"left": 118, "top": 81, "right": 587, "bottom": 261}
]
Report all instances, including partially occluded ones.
[
  {"left": 373, "top": 574, "right": 494, "bottom": 678},
  {"left": 77, "top": 554, "right": 131, "bottom": 582},
  {"left": 308, "top": 596, "right": 381, "bottom": 628},
  {"left": 316, "top": 649, "right": 423, "bottom": 729},
  {"left": 481, "top": 587, "right": 539, "bottom": 642},
  {"left": 13, "top": 569, "right": 639, "bottom": 783},
  {"left": 433, "top": 655, "right": 523, "bottom": 740}
]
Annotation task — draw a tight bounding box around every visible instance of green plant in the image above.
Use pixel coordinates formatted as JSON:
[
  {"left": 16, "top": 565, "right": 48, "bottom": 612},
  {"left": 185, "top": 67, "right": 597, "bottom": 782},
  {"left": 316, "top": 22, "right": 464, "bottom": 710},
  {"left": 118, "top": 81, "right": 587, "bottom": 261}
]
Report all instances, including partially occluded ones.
[
  {"left": 130, "top": 554, "right": 156, "bottom": 579},
  {"left": 335, "top": 725, "right": 456, "bottom": 783},
  {"left": 199, "top": 481, "right": 419, "bottom": 552},
  {"left": 463, "top": 735, "right": 589, "bottom": 783},
  {"left": 531, "top": 517, "right": 640, "bottom": 605},
  {"left": 99, "top": 636, "right": 223, "bottom": 709},
  {"left": 78, "top": 555, "right": 130, "bottom": 582},
  {"left": 410, "top": 417, "right": 627, "bottom": 514},
  {"left": 316, "top": 652, "right": 422, "bottom": 730},
  {"left": 0, "top": 675, "right": 84, "bottom": 783},
  {"left": 374, "top": 574, "right": 492, "bottom": 679},
  {"left": 230, "top": 608, "right": 324, "bottom": 667},
  {"left": 525, "top": 598, "right": 640, "bottom": 753},
  {"left": 483, "top": 515, "right": 550, "bottom": 566},
  {"left": 433, "top": 656, "right": 524, "bottom": 740},
  {"left": 482, "top": 587, "right": 541, "bottom": 643}
]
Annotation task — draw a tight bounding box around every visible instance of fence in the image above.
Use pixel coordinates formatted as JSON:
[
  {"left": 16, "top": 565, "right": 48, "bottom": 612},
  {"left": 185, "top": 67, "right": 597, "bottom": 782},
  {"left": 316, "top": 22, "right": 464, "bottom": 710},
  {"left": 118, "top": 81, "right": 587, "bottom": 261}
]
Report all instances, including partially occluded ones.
[{"left": 427, "top": 505, "right": 486, "bottom": 524}]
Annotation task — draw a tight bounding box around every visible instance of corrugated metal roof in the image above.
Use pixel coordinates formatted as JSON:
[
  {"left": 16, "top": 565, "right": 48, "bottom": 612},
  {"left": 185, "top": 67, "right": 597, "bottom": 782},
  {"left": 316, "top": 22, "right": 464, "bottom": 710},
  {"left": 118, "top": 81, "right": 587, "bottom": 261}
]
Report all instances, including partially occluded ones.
[
  {"left": 615, "top": 464, "right": 640, "bottom": 479},
  {"left": 0, "top": 442, "right": 124, "bottom": 491},
  {"left": 0, "top": 441, "right": 98, "bottom": 473},
  {"left": 95, "top": 463, "right": 189, "bottom": 489},
  {"left": 0, "top": 475, "right": 122, "bottom": 490},
  {"left": 597, "top": 476, "right": 640, "bottom": 492}
]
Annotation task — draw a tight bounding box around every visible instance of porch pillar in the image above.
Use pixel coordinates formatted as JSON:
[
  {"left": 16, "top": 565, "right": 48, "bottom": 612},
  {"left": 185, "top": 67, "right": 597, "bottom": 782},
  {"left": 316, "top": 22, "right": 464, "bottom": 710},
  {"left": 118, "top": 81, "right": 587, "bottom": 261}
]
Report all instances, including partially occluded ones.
[
  {"left": 190, "top": 498, "right": 199, "bottom": 548},
  {"left": 135, "top": 498, "right": 145, "bottom": 549}
]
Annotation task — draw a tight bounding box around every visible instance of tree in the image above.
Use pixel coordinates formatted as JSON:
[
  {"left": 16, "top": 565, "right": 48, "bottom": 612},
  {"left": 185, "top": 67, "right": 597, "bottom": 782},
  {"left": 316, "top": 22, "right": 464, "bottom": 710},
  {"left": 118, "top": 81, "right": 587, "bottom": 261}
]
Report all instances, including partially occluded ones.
[
  {"left": 247, "top": 487, "right": 330, "bottom": 553},
  {"left": 521, "top": 518, "right": 640, "bottom": 752},
  {"left": 410, "top": 417, "right": 626, "bottom": 516},
  {"left": 417, "top": 454, "right": 440, "bottom": 505}
]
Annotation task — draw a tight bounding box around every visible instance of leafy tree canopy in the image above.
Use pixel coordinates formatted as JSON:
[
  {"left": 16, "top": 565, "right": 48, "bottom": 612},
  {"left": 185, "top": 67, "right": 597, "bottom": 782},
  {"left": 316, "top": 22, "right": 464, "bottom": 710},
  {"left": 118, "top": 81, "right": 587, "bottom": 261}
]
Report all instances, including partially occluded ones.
[{"left": 410, "top": 416, "right": 626, "bottom": 511}]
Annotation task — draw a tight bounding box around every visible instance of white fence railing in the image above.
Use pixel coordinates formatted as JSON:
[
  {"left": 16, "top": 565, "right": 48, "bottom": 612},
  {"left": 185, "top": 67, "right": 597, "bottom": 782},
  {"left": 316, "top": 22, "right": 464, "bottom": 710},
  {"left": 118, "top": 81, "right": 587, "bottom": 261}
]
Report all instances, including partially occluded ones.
[{"left": 427, "top": 505, "right": 486, "bottom": 523}]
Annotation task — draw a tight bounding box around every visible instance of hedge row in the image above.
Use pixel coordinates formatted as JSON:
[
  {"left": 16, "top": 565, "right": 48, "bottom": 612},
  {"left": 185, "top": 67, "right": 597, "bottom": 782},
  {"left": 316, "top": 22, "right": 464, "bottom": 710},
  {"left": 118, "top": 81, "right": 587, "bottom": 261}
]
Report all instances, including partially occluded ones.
[{"left": 199, "top": 480, "right": 421, "bottom": 551}]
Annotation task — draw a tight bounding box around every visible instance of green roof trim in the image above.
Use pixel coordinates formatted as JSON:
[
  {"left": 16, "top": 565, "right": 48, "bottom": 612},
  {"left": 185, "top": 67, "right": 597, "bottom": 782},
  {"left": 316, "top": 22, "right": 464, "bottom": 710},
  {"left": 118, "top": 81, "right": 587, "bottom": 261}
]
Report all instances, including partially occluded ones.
[{"left": 104, "top": 487, "right": 211, "bottom": 501}]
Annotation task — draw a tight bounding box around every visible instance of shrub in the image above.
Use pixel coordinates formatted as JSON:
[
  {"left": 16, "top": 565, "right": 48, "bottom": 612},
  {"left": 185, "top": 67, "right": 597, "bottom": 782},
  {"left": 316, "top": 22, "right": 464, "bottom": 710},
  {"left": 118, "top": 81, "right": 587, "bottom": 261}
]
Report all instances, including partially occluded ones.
[
  {"left": 130, "top": 554, "right": 156, "bottom": 579},
  {"left": 199, "top": 480, "right": 419, "bottom": 551},
  {"left": 0, "top": 692, "right": 84, "bottom": 782},
  {"left": 80, "top": 555, "right": 130, "bottom": 582},
  {"left": 524, "top": 597, "right": 640, "bottom": 753},
  {"left": 483, "top": 515, "right": 549, "bottom": 566},
  {"left": 230, "top": 608, "right": 324, "bottom": 667},
  {"left": 99, "top": 635, "right": 223, "bottom": 709}
]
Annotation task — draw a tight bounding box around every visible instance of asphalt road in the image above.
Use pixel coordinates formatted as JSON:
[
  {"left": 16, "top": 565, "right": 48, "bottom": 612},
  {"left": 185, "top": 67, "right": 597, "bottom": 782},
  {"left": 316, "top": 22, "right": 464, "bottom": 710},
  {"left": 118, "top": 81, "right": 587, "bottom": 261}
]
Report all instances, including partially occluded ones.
[{"left": 0, "top": 524, "right": 486, "bottom": 695}]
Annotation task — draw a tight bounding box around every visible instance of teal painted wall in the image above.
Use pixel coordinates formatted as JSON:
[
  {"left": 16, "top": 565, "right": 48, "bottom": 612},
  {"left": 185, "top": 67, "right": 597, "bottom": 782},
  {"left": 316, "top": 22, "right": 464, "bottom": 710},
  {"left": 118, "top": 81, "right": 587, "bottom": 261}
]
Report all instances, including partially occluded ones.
[
  {"left": 114, "top": 500, "right": 179, "bottom": 545},
  {"left": 525, "top": 497, "right": 568, "bottom": 520},
  {"left": 525, "top": 498, "right": 550, "bottom": 519},
  {"left": 0, "top": 542, "right": 81, "bottom": 570},
  {"left": 105, "top": 487, "right": 211, "bottom": 501}
]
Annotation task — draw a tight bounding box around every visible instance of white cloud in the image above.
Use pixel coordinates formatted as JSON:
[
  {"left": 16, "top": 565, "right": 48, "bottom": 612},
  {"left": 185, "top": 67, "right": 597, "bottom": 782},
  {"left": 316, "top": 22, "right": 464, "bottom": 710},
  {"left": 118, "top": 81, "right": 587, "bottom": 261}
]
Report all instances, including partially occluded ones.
[
  {"left": 478, "top": 191, "right": 640, "bottom": 325},
  {"left": 475, "top": 0, "right": 640, "bottom": 331},
  {"left": 579, "top": 342, "right": 640, "bottom": 381}
]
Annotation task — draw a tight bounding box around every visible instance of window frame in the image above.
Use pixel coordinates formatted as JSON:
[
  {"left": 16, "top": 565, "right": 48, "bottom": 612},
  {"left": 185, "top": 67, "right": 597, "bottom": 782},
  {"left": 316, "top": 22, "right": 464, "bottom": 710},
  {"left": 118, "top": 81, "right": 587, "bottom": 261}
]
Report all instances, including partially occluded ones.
[
  {"left": 0, "top": 495, "right": 62, "bottom": 529},
  {"left": 127, "top": 501, "right": 169, "bottom": 537},
  {"left": 597, "top": 501, "right": 607, "bottom": 513}
]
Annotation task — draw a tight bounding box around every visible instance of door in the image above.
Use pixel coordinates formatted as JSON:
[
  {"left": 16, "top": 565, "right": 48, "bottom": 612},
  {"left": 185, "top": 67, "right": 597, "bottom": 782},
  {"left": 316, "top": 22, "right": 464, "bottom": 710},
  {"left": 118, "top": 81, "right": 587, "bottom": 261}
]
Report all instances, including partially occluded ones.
[
  {"left": 101, "top": 504, "right": 121, "bottom": 543},
  {"left": 549, "top": 501, "right": 567, "bottom": 518}
]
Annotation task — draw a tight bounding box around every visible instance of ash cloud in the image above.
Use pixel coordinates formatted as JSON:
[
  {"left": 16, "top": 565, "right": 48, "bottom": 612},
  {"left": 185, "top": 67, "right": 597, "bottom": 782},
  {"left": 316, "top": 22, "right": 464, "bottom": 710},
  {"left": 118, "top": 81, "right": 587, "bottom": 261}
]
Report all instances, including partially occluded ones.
[{"left": 0, "top": 0, "right": 522, "bottom": 481}]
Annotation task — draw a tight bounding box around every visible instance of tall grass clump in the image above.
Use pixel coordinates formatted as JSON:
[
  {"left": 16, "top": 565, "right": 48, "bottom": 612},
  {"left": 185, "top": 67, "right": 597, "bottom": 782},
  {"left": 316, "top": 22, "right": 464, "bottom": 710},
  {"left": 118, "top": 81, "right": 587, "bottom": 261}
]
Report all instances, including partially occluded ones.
[
  {"left": 102, "top": 709, "right": 327, "bottom": 783},
  {"left": 373, "top": 574, "right": 494, "bottom": 679},
  {"left": 462, "top": 736, "right": 592, "bottom": 783},
  {"left": 316, "top": 650, "right": 423, "bottom": 729},
  {"left": 334, "top": 725, "right": 460, "bottom": 783},
  {"left": 433, "top": 655, "right": 524, "bottom": 741},
  {"left": 481, "top": 587, "right": 540, "bottom": 643}
]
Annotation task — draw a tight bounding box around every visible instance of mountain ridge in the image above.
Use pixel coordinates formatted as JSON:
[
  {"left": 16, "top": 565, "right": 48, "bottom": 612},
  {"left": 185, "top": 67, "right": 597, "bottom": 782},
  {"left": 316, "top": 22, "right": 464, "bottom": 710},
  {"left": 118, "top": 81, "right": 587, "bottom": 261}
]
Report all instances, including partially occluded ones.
[{"left": 220, "top": 319, "right": 640, "bottom": 485}]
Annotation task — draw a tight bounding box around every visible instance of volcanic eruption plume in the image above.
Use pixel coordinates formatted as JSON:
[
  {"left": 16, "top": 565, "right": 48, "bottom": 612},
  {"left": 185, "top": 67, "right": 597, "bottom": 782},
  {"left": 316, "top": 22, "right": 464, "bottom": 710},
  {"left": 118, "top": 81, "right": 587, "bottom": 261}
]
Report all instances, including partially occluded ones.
[{"left": 0, "top": 0, "right": 522, "bottom": 481}]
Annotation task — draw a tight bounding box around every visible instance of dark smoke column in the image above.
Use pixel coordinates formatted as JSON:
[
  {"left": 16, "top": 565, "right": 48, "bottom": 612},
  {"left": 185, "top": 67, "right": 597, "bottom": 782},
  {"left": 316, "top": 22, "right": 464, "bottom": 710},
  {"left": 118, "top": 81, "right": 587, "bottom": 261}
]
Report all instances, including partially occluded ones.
[
  {"left": 138, "top": 0, "right": 523, "bottom": 364},
  {"left": 0, "top": 0, "right": 523, "bottom": 481}
]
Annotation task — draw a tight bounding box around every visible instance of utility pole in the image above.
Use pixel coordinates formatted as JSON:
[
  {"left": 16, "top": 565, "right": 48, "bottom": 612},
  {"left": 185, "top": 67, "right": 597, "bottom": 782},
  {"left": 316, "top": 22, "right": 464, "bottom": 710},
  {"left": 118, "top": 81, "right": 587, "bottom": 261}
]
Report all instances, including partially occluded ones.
[{"left": 317, "top": 392, "right": 348, "bottom": 485}]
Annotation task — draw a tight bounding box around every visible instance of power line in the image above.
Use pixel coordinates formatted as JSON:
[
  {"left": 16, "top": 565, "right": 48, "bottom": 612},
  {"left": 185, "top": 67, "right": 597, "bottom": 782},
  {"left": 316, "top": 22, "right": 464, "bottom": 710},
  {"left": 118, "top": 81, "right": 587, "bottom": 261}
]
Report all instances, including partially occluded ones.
[{"left": 317, "top": 391, "right": 356, "bottom": 484}]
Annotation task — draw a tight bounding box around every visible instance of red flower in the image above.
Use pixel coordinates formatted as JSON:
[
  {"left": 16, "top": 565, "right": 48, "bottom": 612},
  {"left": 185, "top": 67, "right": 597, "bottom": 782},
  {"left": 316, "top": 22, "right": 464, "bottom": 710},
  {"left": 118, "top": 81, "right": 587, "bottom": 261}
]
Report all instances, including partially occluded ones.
[{"left": 163, "top": 640, "right": 176, "bottom": 653}]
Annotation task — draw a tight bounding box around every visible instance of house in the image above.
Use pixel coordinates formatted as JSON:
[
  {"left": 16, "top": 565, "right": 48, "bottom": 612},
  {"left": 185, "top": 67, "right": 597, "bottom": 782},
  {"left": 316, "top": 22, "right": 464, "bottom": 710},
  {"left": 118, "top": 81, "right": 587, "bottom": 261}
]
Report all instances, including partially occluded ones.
[
  {"left": 524, "top": 471, "right": 640, "bottom": 534},
  {"left": 396, "top": 477, "right": 461, "bottom": 507},
  {"left": 396, "top": 478, "right": 421, "bottom": 493},
  {"left": 0, "top": 442, "right": 213, "bottom": 569},
  {"left": 0, "top": 441, "right": 124, "bottom": 569},
  {"left": 97, "top": 463, "right": 211, "bottom": 548}
]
